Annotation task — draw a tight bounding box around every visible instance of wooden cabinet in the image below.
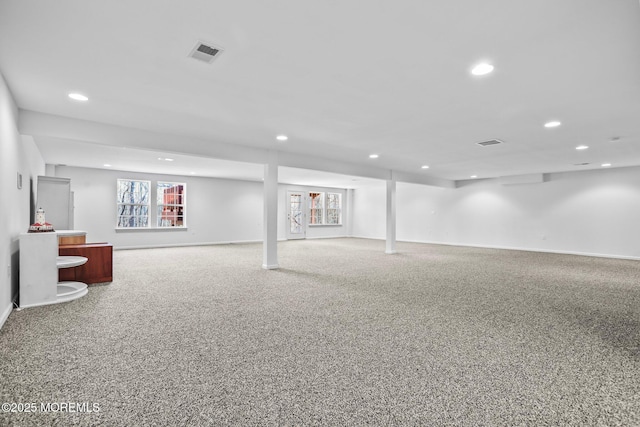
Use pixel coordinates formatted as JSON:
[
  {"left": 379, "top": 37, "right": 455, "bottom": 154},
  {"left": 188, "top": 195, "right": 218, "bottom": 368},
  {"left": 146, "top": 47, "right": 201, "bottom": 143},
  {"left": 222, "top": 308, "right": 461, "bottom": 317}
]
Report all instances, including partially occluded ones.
[
  {"left": 58, "top": 230, "right": 87, "bottom": 246},
  {"left": 58, "top": 243, "right": 113, "bottom": 284}
]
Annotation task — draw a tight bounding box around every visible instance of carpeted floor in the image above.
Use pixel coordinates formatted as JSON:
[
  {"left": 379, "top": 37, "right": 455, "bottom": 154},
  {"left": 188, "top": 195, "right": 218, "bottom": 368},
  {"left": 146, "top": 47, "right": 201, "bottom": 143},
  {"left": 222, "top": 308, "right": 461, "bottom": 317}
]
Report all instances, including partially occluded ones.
[{"left": 0, "top": 238, "right": 639, "bottom": 426}]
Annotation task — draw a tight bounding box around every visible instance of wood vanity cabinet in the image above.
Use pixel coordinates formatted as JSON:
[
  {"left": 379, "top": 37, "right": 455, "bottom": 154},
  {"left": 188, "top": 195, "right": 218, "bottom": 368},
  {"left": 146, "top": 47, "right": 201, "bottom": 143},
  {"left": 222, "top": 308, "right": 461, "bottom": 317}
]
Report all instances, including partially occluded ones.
[{"left": 58, "top": 243, "right": 113, "bottom": 284}]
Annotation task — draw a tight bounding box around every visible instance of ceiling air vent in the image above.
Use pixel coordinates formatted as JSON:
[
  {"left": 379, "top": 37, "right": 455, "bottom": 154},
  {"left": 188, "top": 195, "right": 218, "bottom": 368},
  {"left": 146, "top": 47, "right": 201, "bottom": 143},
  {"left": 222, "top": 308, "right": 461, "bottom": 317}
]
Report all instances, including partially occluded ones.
[
  {"left": 476, "top": 139, "right": 504, "bottom": 147},
  {"left": 189, "top": 41, "right": 224, "bottom": 64}
]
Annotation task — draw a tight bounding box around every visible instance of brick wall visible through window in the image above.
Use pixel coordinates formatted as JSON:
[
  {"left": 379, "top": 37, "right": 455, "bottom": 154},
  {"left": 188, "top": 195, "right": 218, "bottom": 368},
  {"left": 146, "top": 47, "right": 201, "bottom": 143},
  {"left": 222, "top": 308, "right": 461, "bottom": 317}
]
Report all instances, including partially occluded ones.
[
  {"left": 309, "top": 192, "right": 324, "bottom": 224},
  {"left": 309, "top": 192, "right": 342, "bottom": 225},
  {"left": 116, "top": 179, "right": 187, "bottom": 228},
  {"left": 158, "top": 182, "right": 186, "bottom": 227}
]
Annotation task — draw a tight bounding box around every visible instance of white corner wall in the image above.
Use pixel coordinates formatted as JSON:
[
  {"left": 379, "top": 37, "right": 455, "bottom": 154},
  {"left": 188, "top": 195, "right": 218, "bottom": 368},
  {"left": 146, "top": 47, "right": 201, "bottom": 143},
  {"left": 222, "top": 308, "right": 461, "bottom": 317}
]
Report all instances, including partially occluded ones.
[
  {"left": 353, "top": 167, "right": 640, "bottom": 259},
  {"left": 56, "top": 166, "right": 264, "bottom": 249},
  {"left": 352, "top": 183, "right": 386, "bottom": 240},
  {"left": 0, "top": 73, "right": 46, "bottom": 329}
]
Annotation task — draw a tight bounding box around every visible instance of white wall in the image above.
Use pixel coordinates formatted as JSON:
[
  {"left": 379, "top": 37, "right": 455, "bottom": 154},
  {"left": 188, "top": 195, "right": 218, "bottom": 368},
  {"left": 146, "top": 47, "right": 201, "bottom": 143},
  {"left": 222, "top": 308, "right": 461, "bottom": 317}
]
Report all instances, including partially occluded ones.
[
  {"left": 0, "top": 73, "right": 46, "bottom": 329},
  {"left": 55, "top": 167, "right": 351, "bottom": 249},
  {"left": 56, "top": 166, "right": 264, "bottom": 249},
  {"left": 352, "top": 183, "right": 386, "bottom": 240},
  {"left": 353, "top": 167, "right": 640, "bottom": 259}
]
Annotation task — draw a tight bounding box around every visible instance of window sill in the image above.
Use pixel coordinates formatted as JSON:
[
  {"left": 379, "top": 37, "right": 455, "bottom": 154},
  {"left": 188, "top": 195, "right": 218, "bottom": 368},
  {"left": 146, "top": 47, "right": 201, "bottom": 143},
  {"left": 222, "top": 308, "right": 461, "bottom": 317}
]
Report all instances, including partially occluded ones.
[{"left": 115, "top": 227, "right": 188, "bottom": 232}]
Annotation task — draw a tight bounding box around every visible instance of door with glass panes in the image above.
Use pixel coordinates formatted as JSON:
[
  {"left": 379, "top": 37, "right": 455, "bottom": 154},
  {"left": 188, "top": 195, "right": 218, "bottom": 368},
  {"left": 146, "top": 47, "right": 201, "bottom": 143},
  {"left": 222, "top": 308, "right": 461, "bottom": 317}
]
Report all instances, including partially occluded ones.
[{"left": 286, "top": 191, "right": 306, "bottom": 239}]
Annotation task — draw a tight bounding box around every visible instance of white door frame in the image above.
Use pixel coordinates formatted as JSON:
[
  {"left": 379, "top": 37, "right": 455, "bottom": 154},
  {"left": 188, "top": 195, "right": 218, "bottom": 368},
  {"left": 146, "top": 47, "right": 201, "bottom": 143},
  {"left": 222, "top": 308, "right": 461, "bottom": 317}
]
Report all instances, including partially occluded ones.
[{"left": 286, "top": 191, "right": 306, "bottom": 240}]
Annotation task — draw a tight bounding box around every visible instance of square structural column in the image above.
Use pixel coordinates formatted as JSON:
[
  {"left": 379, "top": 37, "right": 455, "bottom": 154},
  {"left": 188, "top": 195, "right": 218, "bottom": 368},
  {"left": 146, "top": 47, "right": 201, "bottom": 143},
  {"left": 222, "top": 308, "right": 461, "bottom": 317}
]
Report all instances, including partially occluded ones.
[
  {"left": 262, "top": 151, "right": 279, "bottom": 269},
  {"left": 386, "top": 173, "right": 397, "bottom": 254}
]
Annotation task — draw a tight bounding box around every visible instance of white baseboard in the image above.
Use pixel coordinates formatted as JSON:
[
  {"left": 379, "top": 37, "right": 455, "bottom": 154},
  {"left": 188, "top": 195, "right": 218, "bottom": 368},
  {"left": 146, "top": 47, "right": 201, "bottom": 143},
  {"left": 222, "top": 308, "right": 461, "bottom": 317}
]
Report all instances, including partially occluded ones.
[
  {"left": 350, "top": 235, "right": 382, "bottom": 240},
  {"left": 0, "top": 302, "right": 12, "bottom": 331},
  {"left": 349, "top": 235, "right": 640, "bottom": 261},
  {"left": 397, "top": 238, "right": 640, "bottom": 261},
  {"left": 115, "top": 239, "right": 263, "bottom": 250},
  {"left": 116, "top": 236, "right": 354, "bottom": 249},
  {"left": 112, "top": 235, "right": 639, "bottom": 261}
]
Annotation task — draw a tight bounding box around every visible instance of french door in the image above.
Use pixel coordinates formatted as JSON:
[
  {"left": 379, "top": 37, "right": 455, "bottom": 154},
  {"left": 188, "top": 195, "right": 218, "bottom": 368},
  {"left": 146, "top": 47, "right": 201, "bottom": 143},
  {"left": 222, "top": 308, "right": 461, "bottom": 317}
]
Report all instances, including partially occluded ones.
[{"left": 286, "top": 191, "right": 306, "bottom": 239}]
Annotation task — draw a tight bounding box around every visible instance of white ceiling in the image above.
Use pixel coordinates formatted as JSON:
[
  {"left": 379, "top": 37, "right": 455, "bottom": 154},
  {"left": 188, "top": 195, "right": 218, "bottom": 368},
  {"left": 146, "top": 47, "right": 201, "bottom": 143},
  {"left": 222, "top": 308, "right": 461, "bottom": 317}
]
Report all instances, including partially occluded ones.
[{"left": 2, "top": 0, "right": 640, "bottom": 184}]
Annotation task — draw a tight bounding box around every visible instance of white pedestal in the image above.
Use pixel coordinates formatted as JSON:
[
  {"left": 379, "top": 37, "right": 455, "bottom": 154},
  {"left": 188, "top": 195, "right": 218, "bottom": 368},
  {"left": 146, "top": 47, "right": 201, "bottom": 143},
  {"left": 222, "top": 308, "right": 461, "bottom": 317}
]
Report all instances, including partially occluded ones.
[{"left": 19, "top": 232, "right": 88, "bottom": 308}]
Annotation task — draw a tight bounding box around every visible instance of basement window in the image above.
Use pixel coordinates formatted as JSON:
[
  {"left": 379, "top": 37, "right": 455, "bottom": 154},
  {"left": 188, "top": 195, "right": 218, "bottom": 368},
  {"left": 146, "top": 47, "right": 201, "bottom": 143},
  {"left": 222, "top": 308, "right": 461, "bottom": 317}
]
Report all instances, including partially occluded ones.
[
  {"left": 116, "top": 179, "right": 150, "bottom": 228},
  {"left": 308, "top": 192, "right": 342, "bottom": 226},
  {"left": 157, "top": 182, "right": 186, "bottom": 227},
  {"left": 309, "top": 192, "right": 324, "bottom": 225},
  {"left": 326, "top": 193, "right": 342, "bottom": 225}
]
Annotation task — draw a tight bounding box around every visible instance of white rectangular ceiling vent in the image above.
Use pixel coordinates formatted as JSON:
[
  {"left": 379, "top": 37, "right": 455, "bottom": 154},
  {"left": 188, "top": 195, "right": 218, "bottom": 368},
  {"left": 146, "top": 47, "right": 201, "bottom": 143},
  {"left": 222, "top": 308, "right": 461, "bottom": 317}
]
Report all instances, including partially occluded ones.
[
  {"left": 476, "top": 139, "right": 505, "bottom": 147},
  {"left": 189, "top": 41, "right": 224, "bottom": 64}
]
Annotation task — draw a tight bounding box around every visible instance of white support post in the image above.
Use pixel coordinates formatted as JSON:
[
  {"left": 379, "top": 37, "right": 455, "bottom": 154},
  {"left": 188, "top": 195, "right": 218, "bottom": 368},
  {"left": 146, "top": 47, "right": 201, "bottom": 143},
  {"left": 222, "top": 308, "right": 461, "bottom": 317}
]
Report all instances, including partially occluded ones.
[
  {"left": 345, "top": 189, "right": 354, "bottom": 237},
  {"left": 385, "top": 173, "right": 397, "bottom": 254},
  {"left": 262, "top": 151, "right": 279, "bottom": 269}
]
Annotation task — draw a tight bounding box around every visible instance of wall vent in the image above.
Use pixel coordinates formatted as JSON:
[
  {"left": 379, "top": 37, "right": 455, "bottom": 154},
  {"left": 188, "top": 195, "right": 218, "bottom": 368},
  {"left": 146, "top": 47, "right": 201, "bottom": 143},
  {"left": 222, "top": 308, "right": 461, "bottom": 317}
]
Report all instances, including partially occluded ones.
[
  {"left": 476, "top": 139, "right": 504, "bottom": 147},
  {"left": 189, "top": 41, "right": 224, "bottom": 64}
]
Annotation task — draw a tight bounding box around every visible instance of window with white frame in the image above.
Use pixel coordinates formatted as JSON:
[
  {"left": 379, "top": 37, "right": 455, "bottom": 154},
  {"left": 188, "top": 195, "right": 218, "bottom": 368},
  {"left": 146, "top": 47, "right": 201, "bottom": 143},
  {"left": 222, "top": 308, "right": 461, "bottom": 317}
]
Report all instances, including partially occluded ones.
[
  {"left": 326, "top": 192, "right": 342, "bottom": 225},
  {"left": 309, "top": 192, "right": 324, "bottom": 225},
  {"left": 308, "top": 192, "right": 342, "bottom": 225},
  {"left": 117, "top": 179, "right": 150, "bottom": 228},
  {"left": 157, "top": 182, "right": 186, "bottom": 227}
]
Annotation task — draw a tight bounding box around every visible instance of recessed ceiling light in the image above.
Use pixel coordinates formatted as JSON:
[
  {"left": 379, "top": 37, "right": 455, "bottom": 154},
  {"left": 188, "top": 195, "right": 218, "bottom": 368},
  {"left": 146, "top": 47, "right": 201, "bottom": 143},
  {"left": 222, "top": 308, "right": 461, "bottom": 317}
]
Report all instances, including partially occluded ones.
[
  {"left": 190, "top": 171, "right": 196, "bottom": 175},
  {"left": 276, "top": 135, "right": 288, "bottom": 141},
  {"left": 68, "top": 93, "right": 88, "bottom": 101},
  {"left": 103, "top": 164, "right": 111, "bottom": 167},
  {"left": 544, "top": 121, "right": 561, "bottom": 128},
  {"left": 576, "top": 145, "right": 589, "bottom": 150},
  {"left": 421, "top": 165, "right": 430, "bottom": 169},
  {"left": 369, "top": 154, "right": 379, "bottom": 159},
  {"left": 601, "top": 163, "right": 612, "bottom": 167},
  {"left": 471, "top": 63, "right": 494, "bottom": 76},
  {"left": 470, "top": 175, "right": 478, "bottom": 178},
  {"left": 157, "top": 157, "right": 174, "bottom": 161}
]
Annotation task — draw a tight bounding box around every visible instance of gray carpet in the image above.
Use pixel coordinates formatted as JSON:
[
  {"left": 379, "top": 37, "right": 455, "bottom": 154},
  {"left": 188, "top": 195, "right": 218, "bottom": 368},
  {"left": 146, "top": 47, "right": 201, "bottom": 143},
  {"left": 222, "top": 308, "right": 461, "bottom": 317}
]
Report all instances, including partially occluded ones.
[{"left": 1, "top": 238, "right": 639, "bottom": 426}]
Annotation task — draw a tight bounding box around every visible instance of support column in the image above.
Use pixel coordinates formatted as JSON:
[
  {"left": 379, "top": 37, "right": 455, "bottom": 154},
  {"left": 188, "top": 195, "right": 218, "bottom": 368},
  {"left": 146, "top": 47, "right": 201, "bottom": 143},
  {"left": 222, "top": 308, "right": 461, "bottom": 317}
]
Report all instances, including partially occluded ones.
[
  {"left": 262, "top": 151, "right": 279, "bottom": 269},
  {"left": 345, "top": 188, "right": 354, "bottom": 237},
  {"left": 385, "top": 173, "right": 397, "bottom": 254}
]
